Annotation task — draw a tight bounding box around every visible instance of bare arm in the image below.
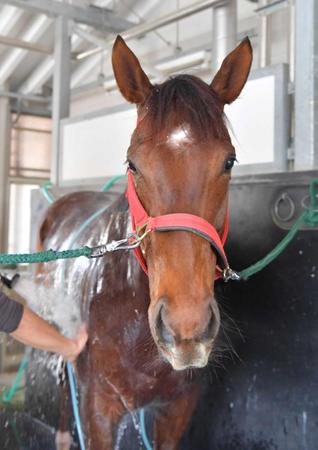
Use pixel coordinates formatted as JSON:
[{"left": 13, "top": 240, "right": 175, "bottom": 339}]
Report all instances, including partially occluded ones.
[{"left": 10, "top": 306, "right": 88, "bottom": 362}]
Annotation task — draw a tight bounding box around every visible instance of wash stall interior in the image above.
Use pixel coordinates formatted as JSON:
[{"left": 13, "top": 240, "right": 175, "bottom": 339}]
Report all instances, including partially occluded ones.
[{"left": 0, "top": 1, "right": 318, "bottom": 449}]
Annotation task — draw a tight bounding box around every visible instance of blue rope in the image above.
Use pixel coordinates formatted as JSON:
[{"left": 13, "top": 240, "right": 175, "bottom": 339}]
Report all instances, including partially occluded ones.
[
  {"left": 66, "top": 362, "right": 85, "bottom": 450},
  {"left": 139, "top": 408, "right": 153, "bottom": 450}
]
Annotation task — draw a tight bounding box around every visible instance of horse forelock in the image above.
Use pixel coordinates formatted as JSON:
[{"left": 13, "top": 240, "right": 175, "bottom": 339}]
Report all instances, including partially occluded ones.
[{"left": 141, "top": 74, "right": 229, "bottom": 142}]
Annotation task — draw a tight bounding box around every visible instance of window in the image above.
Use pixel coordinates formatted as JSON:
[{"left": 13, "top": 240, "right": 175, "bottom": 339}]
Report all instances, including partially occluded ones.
[
  {"left": 10, "top": 114, "right": 51, "bottom": 179},
  {"left": 8, "top": 183, "right": 38, "bottom": 254},
  {"left": 8, "top": 114, "right": 52, "bottom": 253}
]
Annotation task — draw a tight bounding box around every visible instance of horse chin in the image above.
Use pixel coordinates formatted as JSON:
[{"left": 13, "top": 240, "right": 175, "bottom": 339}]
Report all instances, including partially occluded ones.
[
  {"left": 169, "top": 358, "right": 209, "bottom": 372},
  {"left": 157, "top": 341, "right": 212, "bottom": 372}
]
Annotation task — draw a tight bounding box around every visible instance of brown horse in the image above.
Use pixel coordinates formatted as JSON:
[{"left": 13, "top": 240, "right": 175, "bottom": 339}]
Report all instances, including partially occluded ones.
[{"left": 39, "top": 36, "right": 252, "bottom": 449}]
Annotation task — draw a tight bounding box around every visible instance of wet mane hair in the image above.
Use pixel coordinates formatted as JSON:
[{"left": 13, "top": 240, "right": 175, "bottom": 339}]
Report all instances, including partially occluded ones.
[{"left": 144, "top": 74, "right": 229, "bottom": 141}]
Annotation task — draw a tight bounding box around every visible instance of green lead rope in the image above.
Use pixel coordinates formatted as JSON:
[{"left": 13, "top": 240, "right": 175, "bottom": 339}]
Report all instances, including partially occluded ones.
[
  {"left": 0, "top": 247, "right": 93, "bottom": 265},
  {"left": 238, "top": 178, "right": 318, "bottom": 280}
]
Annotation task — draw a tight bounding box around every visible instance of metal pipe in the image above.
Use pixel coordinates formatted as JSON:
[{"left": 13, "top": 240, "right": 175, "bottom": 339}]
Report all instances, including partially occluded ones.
[
  {"left": 18, "top": 0, "right": 132, "bottom": 95},
  {"left": 0, "top": 14, "right": 52, "bottom": 85},
  {"left": 0, "top": 90, "right": 50, "bottom": 103},
  {"left": 288, "top": 0, "right": 295, "bottom": 83},
  {"left": 71, "top": 47, "right": 210, "bottom": 97},
  {"left": 0, "top": 34, "right": 51, "bottom": 54},
  {"left": 0, "top": 5, "right": 24, "bottom": 35},
  {"left": 255, "top": 0, "right": 288, "bottom": 14},
  {"left": 10, "top": 104, "right": 51, "bottom": 117},
  {"left": 74, "top": 25, "right": 164, "bottom": 79},
  {"left": 18, "top": 32, "right": 83, "bottom": 94},
  {"left": 51, "top": 15, "right": 71, "bottom": 185},
  {"left": 258, "top": 0, "right": 270, "bottom": 67},
  {"left": 212, "top": 0, "right": 237, "bottom": 75},
  {"left": 76, "top": 0, "right": 229, "bottom": 60},
  {"left": 74, "top": 26, "right": 110, "bottom": 52}
]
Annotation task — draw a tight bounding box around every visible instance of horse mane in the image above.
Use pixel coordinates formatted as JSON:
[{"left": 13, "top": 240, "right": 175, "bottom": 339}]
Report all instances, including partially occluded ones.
[{"left": 144, "top": 74, "right": 229, "bottom": 141}]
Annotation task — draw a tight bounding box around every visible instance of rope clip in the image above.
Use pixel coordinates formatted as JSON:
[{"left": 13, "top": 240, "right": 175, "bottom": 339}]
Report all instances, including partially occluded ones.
[
  {"left": 222, "top": 267, "right": 241, "bottom": 282},
  {"left": 89, "top": 230, "right": 150, "bottom": 258}
]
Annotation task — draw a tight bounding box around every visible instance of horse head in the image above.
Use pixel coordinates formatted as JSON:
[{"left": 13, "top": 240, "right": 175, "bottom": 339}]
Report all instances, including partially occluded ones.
[{"left": 112, "top": 36, "right": 252, "bottom": 371}]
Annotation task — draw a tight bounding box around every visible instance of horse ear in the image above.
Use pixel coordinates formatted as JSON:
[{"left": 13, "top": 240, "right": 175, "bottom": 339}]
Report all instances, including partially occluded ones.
[
  {"left": 210, "top": 37, "right": 253, "bottom": 105},
  {"left": 112, "top": 35, "right": 153, "bottom": 104}
]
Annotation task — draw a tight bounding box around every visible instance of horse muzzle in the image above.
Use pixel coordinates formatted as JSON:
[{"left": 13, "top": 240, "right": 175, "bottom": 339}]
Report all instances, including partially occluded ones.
[{"left": 151, "top": 296, "right": 220, "bottom": 371}]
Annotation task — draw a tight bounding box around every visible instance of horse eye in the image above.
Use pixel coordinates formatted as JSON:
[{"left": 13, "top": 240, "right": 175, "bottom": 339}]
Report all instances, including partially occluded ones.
[
  {"left": 224, "top": 157, "right": 236, "bottom": 172},
  {"left": 127, "top": 160, "right": 138, "bottom": 174}
]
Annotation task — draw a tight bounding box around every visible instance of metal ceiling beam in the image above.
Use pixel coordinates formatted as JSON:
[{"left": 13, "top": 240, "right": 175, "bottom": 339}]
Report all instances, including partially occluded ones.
[
  {"left": 17, "top": 1, "right": 115, "bottom": 94},
  {"left": 10, "top": 103, "right": 51, "bottom": 117},
  {"left": 76, "top": 0, "right": 229, "bottom": 60},
  {"left": 255, "top": 0, "right": 288, "bottom": 15},
  {"left": 18, "top": 32, "right": 84, "bottom": 94},
  {"left": 18, "top": 55, "right": 54, "bottom": 94},
  {"left": 70, "top": 0, "right": 226, "bottom": 87},
  {"left": 71, "top": 45, "right": 212, "bottom": 97},
  {"left": 74, "top": 25, "right": 164, "bottom": 79},
  {"left": 0, "top": 89, "right": 49, "bottom": 103},
  {"left": 0, "top": 0, "right": 134, "bottom": 32},
  {"left": 0, "top": 5, "right": 24, "bottom": 34},
  {"left": 0, "top": 14, "right": 51, "bottom": 85},
  {"left": 70, "top": 50, "right": 102, "bottom": 89},
  {"left": 18, "top": 0, "right": 154, "bottom": 94},
  {"left": 0, "top": 34, "right": 51, "bottom": 54}
]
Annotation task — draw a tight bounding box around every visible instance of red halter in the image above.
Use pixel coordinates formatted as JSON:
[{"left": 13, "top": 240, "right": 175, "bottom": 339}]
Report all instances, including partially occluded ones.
[{"left": 126, "top": 170, "right": 229, "bottom": 280}]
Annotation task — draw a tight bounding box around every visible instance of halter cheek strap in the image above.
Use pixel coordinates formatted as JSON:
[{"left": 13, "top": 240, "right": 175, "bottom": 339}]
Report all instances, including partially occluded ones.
[{"left": 126, "top": 170, "right": 229, "bottom": 279}]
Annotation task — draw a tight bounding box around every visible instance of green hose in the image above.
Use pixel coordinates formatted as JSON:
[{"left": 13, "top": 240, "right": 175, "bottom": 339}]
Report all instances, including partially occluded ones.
[
  {"left": 2, "top": 353, "right": 27, "bottom": 403},
  {"left": 238, "top": 178, "right": 318, "bottom": 280}
]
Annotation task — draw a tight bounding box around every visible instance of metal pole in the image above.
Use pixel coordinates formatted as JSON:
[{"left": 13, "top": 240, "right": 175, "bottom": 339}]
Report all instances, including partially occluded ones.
[
  {"left": 258, "top": 0, "right": 270, "bottom": 68},
  {"left": 288, "top": 0, "right": 295, "bottom": 83},
  {"left": 294, "top": 0, "right": 318, "bottom": 169},
  {"left": 0, "top": 82, "right": 10, "bottom": 253},
  {"left": 212, "top": 0, "right": 237, "bottom": 74},
  {"left": 51, "top": 15, "right": 71, "bottom": 185}
]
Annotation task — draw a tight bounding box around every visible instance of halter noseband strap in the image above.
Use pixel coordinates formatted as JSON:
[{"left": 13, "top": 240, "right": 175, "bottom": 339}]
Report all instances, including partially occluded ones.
[{"left": 126, "top": 170, "right": 229, "bottom": 279}]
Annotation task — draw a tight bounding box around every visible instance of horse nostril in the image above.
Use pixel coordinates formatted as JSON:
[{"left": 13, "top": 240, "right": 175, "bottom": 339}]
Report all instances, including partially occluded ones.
[
  {"left": 200, "top": 308, "right": 219, "bottom": 342},
  {"left": 156, "top": 305, "right": 174, "bottom": 345}
]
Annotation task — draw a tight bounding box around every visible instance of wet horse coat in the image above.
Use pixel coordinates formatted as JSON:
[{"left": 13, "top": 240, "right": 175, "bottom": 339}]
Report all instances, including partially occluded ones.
[{"left": 39, "top": 36, "right": 252, "bottom": 449}]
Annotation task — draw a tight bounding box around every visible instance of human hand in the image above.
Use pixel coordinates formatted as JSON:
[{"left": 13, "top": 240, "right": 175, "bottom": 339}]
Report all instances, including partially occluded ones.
[{"left": 62, "top": 324, "right": 88, "bottom": 362}]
